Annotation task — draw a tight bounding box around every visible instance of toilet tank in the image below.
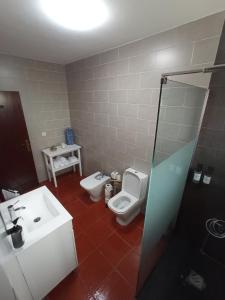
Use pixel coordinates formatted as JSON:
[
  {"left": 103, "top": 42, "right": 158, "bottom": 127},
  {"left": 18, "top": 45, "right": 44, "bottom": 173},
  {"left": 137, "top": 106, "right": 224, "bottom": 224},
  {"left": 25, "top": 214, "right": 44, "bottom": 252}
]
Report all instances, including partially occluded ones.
[{"left": 122, "top": 168, "right": 148, "bottom": 200}]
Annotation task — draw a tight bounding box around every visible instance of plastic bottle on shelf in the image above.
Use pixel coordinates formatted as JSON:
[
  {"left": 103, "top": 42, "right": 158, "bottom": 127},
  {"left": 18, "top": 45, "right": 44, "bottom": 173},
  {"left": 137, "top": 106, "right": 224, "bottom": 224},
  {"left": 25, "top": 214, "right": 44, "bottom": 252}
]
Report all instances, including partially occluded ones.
[
  {"left": 203, "top": 166, "right": 214, "bottom": 185},
  {"left": 192, "top": 163, "right": 203, "bottom": 184}
]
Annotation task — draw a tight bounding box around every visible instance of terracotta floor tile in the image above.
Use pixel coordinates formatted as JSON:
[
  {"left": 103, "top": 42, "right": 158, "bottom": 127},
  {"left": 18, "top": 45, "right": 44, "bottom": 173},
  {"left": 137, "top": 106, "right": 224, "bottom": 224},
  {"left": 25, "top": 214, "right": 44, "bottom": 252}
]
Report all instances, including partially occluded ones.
[
  {"left": 76, "top": 233, "right": 96, "bottom": 263},
  {"left": 85, "top": 219, "right": 114, "bottom": 248},
  {"left": 98, "top": 233, "right": 131, "bottom": 267},
  {"left": 93, "top": 271, "right": 134, "bottom": 300},
  {"left": 75, "top": 208, "right": 101, "bottom": 232},
  {"left": 133, "top": 242, "right": 143, "bottom": 256},
  {"left": 48, "top": 270, "right": 94, "bottom": 300},
  {"left": 42, "top": 173, "right": 143, "bottom": 299},
  {"left": 79, "top": 250, "right": 112, "bottom": 291},
  {"left": 133, "top": 213, "right": 145, "bottom": 229},
  {"left": 102, "top": 212, "right": 120, "bottom": 232},
  {"left": 117, "top": 250, "right": 140, "bottom": 287},
  {"left": 73, "top": 221, "right": 84, "bottom": 237},
  {"left": 116, "top": 223, "right": 143, "bottom": 248},
  {"left": 76, "top": 189, "right": 94, "bottom": 206},
  {"left": 66, "top": 199, "right": 88, "bottom": 218}
]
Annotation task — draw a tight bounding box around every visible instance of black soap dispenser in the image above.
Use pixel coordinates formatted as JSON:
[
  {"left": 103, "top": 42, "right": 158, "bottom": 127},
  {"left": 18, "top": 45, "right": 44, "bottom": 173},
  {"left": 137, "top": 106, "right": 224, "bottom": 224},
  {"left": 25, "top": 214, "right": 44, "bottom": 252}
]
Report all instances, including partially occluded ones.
[{"left": 7, "top": 217, "right": 24, "bottom": 249}]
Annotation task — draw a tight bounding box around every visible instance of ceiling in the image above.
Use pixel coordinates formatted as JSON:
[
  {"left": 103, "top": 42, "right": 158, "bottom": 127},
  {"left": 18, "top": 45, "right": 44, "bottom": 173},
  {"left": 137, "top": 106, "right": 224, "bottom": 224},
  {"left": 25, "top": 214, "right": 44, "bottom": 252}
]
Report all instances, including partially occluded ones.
[{"left": 0, "top": 0, "right": 225, "bottom": 65}]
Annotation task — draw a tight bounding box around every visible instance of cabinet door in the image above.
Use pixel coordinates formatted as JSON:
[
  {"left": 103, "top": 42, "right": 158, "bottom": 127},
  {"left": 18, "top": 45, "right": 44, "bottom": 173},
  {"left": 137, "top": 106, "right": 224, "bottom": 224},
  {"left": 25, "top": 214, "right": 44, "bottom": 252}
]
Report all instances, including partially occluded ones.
[
  {"left": 17, "top": 222, "right": 77, "bottom": 300},
  {"left": 0, "top": 265, "right": 16, "bottom": 300}
]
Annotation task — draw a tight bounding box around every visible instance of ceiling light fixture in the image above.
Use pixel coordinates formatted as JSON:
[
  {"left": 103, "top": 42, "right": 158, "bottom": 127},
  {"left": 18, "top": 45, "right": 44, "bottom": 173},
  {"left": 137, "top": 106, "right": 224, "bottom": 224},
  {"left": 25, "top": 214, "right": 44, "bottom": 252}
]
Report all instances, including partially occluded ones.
[{"left": 40, "top": 0, "right": 109, "bottom": 31}]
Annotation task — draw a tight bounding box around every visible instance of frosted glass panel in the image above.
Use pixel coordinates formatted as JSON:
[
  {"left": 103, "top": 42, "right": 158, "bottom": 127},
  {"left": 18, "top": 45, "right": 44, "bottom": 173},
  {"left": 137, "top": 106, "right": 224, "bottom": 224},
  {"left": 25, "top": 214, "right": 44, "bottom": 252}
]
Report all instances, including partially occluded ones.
[{"left": 138, "top": 80, "right": 207, "bottom": 288}]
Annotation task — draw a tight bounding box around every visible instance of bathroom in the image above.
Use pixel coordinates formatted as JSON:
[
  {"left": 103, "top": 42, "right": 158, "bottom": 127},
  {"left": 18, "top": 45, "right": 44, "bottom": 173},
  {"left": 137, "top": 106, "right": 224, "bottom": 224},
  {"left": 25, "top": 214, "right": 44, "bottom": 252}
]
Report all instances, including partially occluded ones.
[{"left": 0, "top": 1, "right": 225, "bottom": 299}]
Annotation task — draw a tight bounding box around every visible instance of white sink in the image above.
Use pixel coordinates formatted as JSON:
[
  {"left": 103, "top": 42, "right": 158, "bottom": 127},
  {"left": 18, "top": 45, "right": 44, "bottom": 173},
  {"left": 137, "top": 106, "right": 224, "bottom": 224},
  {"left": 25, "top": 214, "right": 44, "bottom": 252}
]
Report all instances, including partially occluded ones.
[
  {"left": 0, "top": 186, "right": 72, "bottom": 249},
  {"left": 17, "top": 190, "right": 59, "bottom": 233},
  {"left": 0, "top": 186, "right": 77, "bottom": 300}
]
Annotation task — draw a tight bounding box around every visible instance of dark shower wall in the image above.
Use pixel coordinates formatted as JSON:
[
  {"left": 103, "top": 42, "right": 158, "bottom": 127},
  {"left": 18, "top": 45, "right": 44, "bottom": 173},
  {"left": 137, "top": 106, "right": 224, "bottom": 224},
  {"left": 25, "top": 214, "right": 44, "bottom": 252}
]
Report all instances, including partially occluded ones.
[
  {"left": 177, "top": 22, "right": 225, "bottom": 248},
  {"left": 194, "top": 21, "right": 225, "bottom": 187}
]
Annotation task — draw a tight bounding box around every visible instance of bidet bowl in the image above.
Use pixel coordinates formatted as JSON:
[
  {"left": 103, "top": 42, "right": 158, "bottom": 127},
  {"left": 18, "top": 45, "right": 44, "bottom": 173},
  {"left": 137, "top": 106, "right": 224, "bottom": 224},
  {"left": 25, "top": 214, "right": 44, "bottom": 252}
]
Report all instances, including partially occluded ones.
[{"left": 80, "top": 171, "right": 110, "bottom": 201}]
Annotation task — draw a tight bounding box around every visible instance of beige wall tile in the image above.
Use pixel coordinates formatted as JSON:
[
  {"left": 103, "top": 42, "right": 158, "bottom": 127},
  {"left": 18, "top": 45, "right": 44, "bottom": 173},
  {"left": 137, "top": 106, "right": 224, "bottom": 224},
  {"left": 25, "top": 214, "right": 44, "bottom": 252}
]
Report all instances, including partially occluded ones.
[
  {"left": 109, "top": 90, "right": 127, "bottom": 103},
  {"left": 118, "top": 103, "right": 139, "bottom": 117},
  {"left": 0, "top": 54, "right": 70, "bottom": 182},
  {"left": 100, "top": 49, "right": 119, "bottom": 64},
  {"left": 117, "top": 74, "right": 140, "bottom": 89},
  {"left": 66, "top": 12, "right": 225, "bottom": 176},
  {"left": 192, "top": 36, "right": 221, "bottom": 65},
  {"left": 127, "top": 89, "right": 154, "bottom": 105}
]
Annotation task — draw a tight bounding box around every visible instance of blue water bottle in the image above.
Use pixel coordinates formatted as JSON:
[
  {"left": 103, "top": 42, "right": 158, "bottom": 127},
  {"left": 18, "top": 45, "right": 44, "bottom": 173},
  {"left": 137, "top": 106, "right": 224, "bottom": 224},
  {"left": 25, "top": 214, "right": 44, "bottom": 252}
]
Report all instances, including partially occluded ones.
[{"left": 65, "top": 128, "right": 75, "bottom": 145}]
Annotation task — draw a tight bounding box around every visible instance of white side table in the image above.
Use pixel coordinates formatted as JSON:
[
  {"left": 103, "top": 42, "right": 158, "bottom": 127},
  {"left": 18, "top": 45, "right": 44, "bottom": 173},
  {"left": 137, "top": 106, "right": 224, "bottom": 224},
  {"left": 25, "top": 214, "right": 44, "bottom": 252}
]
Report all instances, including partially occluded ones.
[{"left": 42, "top": 144, "right": 82, "bottom": 188}]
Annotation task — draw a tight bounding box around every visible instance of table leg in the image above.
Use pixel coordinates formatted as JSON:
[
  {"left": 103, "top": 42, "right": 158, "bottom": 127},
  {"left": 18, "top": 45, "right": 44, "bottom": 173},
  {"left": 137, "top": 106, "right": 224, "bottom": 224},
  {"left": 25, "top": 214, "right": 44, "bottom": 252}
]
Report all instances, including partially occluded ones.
[
  {"left": 78, "top": 149, "right": 82, "bottom": 176},
  {"left": 44, "top": 154, "right": 51, "bottom": 182},
  {"left": 50, "top": 157, "right": 57, "bottom": 188},
  {"left": 72, "top": 151, "right": 76, "bottom": 173}
]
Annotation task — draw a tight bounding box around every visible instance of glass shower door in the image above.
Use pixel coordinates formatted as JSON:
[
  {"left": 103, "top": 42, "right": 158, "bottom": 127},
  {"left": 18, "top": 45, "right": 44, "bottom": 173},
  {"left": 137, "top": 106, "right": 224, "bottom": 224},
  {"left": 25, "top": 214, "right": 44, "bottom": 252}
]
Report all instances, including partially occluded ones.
[{"left": 138, "top": 79, "right": 208, "bottom": 289}]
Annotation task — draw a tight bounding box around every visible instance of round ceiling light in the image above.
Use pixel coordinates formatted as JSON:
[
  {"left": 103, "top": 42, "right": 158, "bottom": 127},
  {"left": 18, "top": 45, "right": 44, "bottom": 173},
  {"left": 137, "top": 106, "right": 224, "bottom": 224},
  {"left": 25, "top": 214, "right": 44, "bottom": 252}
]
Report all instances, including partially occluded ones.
[{"left": 40, "top": 0, "right": 109, "bottom": 31}]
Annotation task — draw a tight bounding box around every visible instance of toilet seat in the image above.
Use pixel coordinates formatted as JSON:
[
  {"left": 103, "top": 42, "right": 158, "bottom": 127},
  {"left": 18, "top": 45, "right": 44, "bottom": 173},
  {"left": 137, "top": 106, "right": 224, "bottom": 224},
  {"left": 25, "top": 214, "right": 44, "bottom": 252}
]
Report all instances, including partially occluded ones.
[{"left": 108, "top": 191, "right": 138, "bottom": 215}]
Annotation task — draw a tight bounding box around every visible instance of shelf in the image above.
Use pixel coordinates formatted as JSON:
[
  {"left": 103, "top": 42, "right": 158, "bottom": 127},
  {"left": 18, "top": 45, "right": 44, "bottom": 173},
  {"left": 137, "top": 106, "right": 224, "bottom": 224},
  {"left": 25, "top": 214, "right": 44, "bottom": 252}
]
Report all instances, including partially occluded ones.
[
  {"left": 42, "top": 144, "right": 81, "bottom": 158},
  {"left": 48, "top": 160, "right": 79, "bottom": 172},
  {"left": 42, "top": 143, "right": 82, "bottom": 187}
]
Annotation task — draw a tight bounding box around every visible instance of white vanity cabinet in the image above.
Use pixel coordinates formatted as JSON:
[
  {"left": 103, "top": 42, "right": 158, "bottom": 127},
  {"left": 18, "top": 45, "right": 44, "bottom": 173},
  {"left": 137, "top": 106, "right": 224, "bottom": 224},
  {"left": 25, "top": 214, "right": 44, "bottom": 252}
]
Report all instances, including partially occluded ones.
[
  {"left": 0, "top": 187, "right": 78, "bottom": 300},
  {"left": 16, "top": 221, "right": 77, "bottom": 300},
  {"left": 0, "top": 264, "right": 16, "bottom": 300}
]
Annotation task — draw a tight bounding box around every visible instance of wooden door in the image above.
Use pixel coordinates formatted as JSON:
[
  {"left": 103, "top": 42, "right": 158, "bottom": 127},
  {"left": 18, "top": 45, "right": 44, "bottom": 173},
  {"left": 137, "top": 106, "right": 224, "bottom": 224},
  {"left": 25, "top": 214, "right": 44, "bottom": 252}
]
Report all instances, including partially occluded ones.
[{"left": 0, "top": 92, "right": 38, "bottom": 200}]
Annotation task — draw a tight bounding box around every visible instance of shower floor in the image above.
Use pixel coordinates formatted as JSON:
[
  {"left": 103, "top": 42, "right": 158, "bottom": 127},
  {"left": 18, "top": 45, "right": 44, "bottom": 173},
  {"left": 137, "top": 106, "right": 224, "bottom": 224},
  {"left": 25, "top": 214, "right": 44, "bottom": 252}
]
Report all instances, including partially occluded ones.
[{"left": 137, "top": 237, "right": 225, "bottom": 300}]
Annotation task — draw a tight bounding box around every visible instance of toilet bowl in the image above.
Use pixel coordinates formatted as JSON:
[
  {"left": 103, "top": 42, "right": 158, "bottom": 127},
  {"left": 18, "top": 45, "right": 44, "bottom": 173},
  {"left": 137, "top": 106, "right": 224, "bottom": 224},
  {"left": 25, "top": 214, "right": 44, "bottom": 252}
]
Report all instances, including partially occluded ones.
[
  {"left": 80, "top": 172, "right": 110, "bottom": 202},
  {"left": 108, "top": 168, "right": 148, "bottom": 226}
]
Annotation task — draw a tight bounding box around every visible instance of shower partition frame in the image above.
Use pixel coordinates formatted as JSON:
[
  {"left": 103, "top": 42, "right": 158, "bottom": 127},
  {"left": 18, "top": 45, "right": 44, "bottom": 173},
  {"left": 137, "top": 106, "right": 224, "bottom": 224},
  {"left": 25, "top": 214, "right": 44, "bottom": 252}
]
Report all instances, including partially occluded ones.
[{"left": 136, "top": 70, "right": 215, "bottom": 293}]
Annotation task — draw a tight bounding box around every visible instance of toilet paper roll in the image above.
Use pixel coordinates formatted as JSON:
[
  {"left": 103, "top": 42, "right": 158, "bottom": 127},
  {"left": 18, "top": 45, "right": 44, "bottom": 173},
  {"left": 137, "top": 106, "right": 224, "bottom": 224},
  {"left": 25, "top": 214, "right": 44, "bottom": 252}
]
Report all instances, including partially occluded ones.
[
  {"left": 116, "top": 173, "right": 122, "bottom": 182},
  {"left": 105, "top": 184, "right": 113, "bottom": 204},
  {"left": 111, "top": 171, "right": 119, "bottom": 180},
  {"left": 105, "top": 184, "right": 113, "bottom": 192}
]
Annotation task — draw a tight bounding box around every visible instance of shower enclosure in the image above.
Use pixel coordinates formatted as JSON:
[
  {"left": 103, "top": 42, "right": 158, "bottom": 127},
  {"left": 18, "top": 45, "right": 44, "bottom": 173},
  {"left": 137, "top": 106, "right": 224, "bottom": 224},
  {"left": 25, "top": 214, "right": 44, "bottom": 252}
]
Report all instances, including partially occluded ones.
[
  {"left": 137, "top": 62, "right": 225, "bottom": 299},
  {"left": 137, "top": 78, "right": 208, "bottom": 289}
]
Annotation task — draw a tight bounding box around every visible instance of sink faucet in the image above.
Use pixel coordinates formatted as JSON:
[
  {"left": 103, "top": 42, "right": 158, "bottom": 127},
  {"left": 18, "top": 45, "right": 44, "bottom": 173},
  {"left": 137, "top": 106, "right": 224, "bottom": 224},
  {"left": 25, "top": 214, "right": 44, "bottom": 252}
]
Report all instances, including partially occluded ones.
[{"left": 8, "top": 200, "right": 26, "bottom": 222}]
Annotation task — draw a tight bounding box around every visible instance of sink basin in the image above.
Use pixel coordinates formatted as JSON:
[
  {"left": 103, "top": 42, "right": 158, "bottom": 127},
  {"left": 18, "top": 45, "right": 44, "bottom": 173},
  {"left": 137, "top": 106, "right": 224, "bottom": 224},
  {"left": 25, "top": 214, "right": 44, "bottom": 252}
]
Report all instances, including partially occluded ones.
[
  {"left": 0, "top": 186, "right": 72, "bottom": 249},
  {"left": 17, "top": 191, "right": 59, "bottom": 233},
  {"left": 0, "top": 186, "right": 77, "bottom": 300}
]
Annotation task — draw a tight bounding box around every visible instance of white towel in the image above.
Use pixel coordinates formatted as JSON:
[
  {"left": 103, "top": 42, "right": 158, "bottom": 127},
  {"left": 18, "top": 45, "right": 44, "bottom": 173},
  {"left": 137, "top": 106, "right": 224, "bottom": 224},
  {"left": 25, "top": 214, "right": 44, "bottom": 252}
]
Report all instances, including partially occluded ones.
[
  {"left": 53, "top": 159, "right": 60, "bottom": 169},
  {"left": 54, "top": 156, "right": 70, "bottom": 168},
  {"left": 68, "top": 156, "right": 78, "bottom": 163}
]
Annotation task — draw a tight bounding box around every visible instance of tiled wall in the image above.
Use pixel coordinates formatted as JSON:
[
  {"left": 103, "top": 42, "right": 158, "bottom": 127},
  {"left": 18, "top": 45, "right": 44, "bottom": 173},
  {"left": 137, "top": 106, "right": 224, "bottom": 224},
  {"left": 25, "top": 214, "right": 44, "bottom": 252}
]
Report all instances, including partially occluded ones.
[
  {"left": 66, "top": 12, "right": 225, "bottom": 176},
  {"left": 0, "top": 54, "right": 70, "bottom": 181},
  {"left": 194, "top": 21, "right": 225, "bottom": 186},
  {"left": 155, "top": 82, "right": 206, "bottom": 164}
]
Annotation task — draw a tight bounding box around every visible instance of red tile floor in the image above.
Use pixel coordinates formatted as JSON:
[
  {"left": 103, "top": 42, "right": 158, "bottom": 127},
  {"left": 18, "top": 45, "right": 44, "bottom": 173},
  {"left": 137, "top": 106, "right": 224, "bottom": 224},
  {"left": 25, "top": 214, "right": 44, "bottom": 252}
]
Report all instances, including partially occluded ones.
[{"left": 42, "top": 172, "right": 144, "bottom": 300}]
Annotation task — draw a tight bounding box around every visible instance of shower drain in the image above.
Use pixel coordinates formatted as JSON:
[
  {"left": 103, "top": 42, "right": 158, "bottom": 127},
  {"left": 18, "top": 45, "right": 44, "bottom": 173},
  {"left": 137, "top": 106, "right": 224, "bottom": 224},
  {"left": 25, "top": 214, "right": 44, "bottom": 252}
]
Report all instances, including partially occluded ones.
[{"left": 33, "top": 217, "right": 41, "bottom": 223}]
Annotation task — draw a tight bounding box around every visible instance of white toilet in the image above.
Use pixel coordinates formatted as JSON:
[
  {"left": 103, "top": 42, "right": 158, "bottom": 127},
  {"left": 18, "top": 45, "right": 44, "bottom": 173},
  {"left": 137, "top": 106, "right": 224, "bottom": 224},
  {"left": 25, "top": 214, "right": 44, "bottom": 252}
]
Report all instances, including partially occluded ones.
[
  {"left": 80, "top": 171, "right": 110, "bottom": 202},
  {"left": 108, "top": 168, "right": 148, "bottom": 226}
]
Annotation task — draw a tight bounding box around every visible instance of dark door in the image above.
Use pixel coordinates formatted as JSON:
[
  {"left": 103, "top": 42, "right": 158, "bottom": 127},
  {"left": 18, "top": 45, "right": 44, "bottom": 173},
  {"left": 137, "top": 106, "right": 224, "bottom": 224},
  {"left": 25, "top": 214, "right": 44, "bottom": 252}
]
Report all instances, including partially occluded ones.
[{"left": 0, "top": 92, "right": 38, "bottom": 200}]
